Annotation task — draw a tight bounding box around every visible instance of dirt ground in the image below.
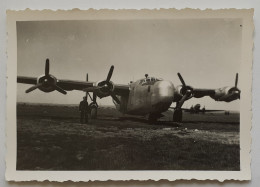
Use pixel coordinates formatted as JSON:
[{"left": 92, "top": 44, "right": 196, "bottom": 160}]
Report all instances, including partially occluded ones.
[{"left": 16, "top": 103, "right": 240, "bottom": 171}]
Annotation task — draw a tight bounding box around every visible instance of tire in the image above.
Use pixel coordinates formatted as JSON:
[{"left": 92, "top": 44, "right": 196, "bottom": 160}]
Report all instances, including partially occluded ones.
[{"left": 90, "top": 107, "right": 97, "bottom": 119}]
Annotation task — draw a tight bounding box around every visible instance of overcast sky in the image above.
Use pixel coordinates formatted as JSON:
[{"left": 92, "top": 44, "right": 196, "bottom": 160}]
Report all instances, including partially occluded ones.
[{"left": 17, "top": 19, "right": 242, "bottom": 110}]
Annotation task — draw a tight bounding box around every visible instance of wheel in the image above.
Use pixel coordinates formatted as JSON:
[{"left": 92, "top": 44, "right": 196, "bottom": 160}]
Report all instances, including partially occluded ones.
[
  {"left": 90, "top": 107, "right": 97, "bottom": 119},
  {"left": 173, "top": 109, "right": 183, "bottom": 122}
]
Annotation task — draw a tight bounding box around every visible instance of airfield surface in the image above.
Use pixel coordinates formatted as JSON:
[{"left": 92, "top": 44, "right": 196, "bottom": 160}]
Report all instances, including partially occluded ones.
[{"left": 17, "top": 103, "right": 240, "bottom": 170}]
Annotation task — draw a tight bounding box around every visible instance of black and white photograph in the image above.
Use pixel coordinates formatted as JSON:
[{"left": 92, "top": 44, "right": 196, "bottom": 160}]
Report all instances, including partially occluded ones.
[{"left": 6, "top": 9, "right": 253, "bottom": 181}]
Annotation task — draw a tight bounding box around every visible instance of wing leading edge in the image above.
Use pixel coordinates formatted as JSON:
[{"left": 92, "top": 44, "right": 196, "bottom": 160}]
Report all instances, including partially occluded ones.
[
  {"left": 193, "top": 88, "right": 216, "bottom": 98},
  {"left": 17, "top": 76, "right": 130, "bottom": 96}
]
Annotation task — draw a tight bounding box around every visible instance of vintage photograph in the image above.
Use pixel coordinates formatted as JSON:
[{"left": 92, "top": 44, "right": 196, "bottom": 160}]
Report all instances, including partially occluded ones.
[{"left": 6, "top": 9, "right": 253, "bottom": 181}]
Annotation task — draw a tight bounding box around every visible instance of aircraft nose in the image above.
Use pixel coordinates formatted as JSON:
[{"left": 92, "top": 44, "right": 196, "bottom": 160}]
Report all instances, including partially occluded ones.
[{"left": 151, "top": 80, "right": 174, "bottom": 112}]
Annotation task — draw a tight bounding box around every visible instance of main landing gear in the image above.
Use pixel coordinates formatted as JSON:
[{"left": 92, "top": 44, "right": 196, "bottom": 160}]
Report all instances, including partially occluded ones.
[
  {"left": 89, "top": 103, "right": 98, "bottom": 119},
  {"left": 173, "top": 108, "right": 183, "bottom": 122},
  {"left": 85, "top": 73, "right": 98, "bottom": 120}
]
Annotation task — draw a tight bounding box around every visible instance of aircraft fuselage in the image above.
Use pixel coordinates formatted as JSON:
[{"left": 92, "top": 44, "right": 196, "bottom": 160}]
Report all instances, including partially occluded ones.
[{"left": 114, "top": 77, "right": 175, "bottom": 116}]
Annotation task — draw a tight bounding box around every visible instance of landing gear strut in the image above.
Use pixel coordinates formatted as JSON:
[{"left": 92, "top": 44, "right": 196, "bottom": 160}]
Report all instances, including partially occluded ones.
[
  {"left": 173, "top": 108, "right": 183, "bottom": 122},
  {"left": 85, "top": 73, "right": 98, "bottom": 120}
]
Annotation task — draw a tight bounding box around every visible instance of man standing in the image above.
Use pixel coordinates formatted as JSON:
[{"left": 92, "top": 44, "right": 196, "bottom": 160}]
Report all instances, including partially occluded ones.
[{"left": 79, "top": 96, "right": 89, "bottom": 124}]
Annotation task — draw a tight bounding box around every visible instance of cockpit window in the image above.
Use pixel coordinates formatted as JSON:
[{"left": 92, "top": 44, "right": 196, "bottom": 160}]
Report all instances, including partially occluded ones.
[{"left": 139, "top": 77, "right": 163, "bottom": 86}]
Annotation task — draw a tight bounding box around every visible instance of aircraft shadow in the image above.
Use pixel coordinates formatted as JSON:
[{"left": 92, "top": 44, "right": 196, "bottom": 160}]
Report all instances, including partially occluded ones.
[
  {"left": 114, "top": 117, "right": 181, "bottom": 127},
  {"left": 182, "top": 120, "right": 239, "bottom": 125}
]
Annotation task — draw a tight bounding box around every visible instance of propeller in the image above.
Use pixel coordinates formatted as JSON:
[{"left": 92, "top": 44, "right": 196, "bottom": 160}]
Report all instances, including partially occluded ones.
[
  {"left": 110, "top": 92, "right": 120, "bottom": 104},
  {"left": 54, "top": 85, "right": 67, "bottom": 94},
  {"left": 83, "top": 66, "right": 120, "bottom": 104},
  {"left": 45, "top": 59, "right": 50, "bottom": 75},
  {"left": 106, "top": 65, "right": 114, "bottom": 83},
  {"left": 176, "top": 73, "right": 193, "bottom": 109},
  {"left": 25, "top": 59, "right": 67, "bottom": 95},
  {"left": 228, "top": 73, "right": 240, "bottom": 99},
  {"left": 92, "top": 93, "right": 98, "bottom": 107},
  {"left": 235, "top": 73, "right": 238, "bottom": 88},
  {"left": 25, "top": 83, "right": 43, "bottom": 93}
]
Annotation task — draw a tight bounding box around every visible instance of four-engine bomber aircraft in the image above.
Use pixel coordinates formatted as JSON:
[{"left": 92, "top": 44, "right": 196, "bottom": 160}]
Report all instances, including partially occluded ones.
[
  {"left": 180, "top": 104, "right": 225, "bottom": 114},
  {"left": 17, "top": 59, "right": 240, "bottom": 122}
]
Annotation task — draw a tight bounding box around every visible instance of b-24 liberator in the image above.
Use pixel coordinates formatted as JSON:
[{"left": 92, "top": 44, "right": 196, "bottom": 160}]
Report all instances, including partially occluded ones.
[{"left": 17, "top": 59, "right": 240, "bottom": 122}]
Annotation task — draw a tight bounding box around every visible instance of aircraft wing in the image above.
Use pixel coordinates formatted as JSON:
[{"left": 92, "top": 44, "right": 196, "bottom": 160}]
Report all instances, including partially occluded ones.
[
  {"left": 192, "top": 88, "right": 216, "bottom": 98},
  {"left": 169, "top": 107, "right": 224, "bottom": 112},
  {"left": 170, "top": 107, "right": 224, "bottom": 112},
  {"left": 17, "top": 76, "right": 37, "bottom": 85},
  {"left": 17, "top": 76, "right": 130, "bottom": 96},
  {"left": 176, "top": 73, "right": 240, "bottom": 103},
  {"left": 181, "top": 108, "right": 192, "bottom": 112},
  {"left": 202, "top": 109, "right": 225, "bottom": 112}
]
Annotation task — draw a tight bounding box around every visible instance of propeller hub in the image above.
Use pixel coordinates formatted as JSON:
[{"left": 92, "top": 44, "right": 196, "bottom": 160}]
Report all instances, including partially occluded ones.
[
  {"left": 175, "top": 73, "right": 194, "bottom": 109},
  {"left": 26, "top": 59, "right": 67, "bottom": 95},
  {"left": 90, "top": 65, "right": 120, "bottom": 104}
]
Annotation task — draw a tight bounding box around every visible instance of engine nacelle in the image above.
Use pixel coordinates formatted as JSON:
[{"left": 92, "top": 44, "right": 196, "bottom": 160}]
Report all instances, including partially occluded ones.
[
  {"left": 94, "top": 80, "right": 115, "bottom": 98},
  {"left": 211, "top": 86, "right": 239, "bottom": 102},
  {"left": 37, "top": 74, "right": 57, "bottom": 93},
  {"left": 173, "top": 85, "right": 193, "bottom": 102}
]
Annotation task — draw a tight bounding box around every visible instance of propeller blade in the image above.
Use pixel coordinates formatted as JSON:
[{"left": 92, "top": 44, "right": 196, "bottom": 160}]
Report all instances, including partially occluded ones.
[
  {"left": 87, "top": 92, "right": 93, "bottom": 101},
  {"left": 53, "top": 85, "right": 67, "bottom": 95},
  {"left": 93, "top": 93, "right": 98, "bottom": 107},
  {"left": 177, "top": 73, "right": 186, "bottom": 87},
  {"left": 235, "top": 73, "right": 238, "bottom": 88},
  {"left": 25, "top": 83, "right": 43, "bottom": 93},
  {"left": 110, "top": 92, "right": 120, "bottom": 104},
  {"left": 106, "top": 65, "right": 114, "bottom": 82},
  {"left": 86, "top": 73, "right": 88, "bottom": 82},
  {"left": 93, "top": 93, "right": 97, "bottom": 103},
  {"left": 45, "top": 59, "right": 50, "bottom": 76},
  {"left": 176, "top": 90, "right": 191, "bottom": 109}
]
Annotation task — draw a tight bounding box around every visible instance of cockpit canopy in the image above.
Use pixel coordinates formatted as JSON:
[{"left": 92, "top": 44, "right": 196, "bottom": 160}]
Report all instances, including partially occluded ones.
[{"left": 139, "top": 77, "right": 163, "bottom": 86}]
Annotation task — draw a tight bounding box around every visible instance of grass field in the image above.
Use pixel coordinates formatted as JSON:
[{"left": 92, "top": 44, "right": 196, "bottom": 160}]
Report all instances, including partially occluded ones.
[{"left": 16, "top": 103, "right": 240, "bottom": 171}]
